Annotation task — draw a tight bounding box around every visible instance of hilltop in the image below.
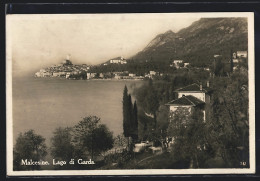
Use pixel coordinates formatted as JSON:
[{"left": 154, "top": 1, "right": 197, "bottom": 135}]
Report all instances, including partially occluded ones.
[{"left": 131, "top": 18, "right": 248, "bottom": 67}]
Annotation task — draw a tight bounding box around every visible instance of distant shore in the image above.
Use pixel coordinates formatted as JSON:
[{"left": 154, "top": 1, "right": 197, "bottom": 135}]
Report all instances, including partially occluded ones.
[
  {"left": 87, "top": 78, "right": 143, "bottom": 81},
  {"left": 33, "top": 77, "right": 144, "bottom": 81}
]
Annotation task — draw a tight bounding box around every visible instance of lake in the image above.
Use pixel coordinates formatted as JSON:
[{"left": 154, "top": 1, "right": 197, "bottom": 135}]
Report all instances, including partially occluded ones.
[{"left": 12, "top": 77, "right": 143, "bottom": 145}]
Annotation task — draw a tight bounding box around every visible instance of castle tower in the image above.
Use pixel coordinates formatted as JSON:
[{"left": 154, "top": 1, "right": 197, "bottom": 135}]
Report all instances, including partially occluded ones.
[{"left": 66, "top": 54, "right": 71, "bottom": 61}]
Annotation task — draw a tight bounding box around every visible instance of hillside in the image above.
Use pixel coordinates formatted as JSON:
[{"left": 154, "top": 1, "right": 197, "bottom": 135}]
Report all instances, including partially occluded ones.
[{"left": 131, "top": 18, "right": 248, "bottom": 67}]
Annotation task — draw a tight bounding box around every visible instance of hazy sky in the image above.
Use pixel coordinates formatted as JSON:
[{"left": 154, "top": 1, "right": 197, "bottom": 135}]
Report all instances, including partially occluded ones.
[{"left": 8, "top": 13, "right": 202, "bottom": 76}]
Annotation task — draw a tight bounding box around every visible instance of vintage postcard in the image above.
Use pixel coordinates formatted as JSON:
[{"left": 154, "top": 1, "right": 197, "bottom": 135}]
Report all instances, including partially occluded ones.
[{"left": 6, "top": 12, "right": 255, "bottom": 175}]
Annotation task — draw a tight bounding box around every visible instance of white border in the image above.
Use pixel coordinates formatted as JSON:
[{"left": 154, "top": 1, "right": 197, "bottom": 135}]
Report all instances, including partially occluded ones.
[{"left": 6, "top": 12, "right": 255, "bottom": 176}]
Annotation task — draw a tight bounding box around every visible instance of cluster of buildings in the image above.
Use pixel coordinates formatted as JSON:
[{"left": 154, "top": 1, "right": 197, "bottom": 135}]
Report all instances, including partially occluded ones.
[
  {"left": 170, "top": 60, "right": 190, "bottom": 69},
  {"left": 110, "top": 71, "right": 144, "bottom": 80},
  {"left": 35, "top": 59, "right": 144, "bottom": 80},
  {"left": 232, "top": 51, "right": 248, "bottom": 70},
  {"left": 143, "top": 71, "right": 164, "bottom": 79},
  {"left": 164, "top": 51, "right": 247, "bottom": 128},
  {"left": 214, "top": 50, "right": 247, "bottom": 64},
  {"left": 214, "top": 50, "right": 248, "bottom": 72},
  {"left": 34, "top": 59, "right": 90, "bottom": 78},
  {"left": 87, "top": 70, "right": 164, "bottom": 80},
  {"left": 168, "top": 50, "right": 247, "bottom": 74},
  {"left": 161, "top": 51, "right": 247, "bottom": 146},
  {"left": 235, "top": 51, "right": 247, "bottom": 59},
  {"left": 113, "top": 70, "right": 167, "bottom": 80},
  {"left": 103, "top": 56, "right": 127, "bottom": 66}
]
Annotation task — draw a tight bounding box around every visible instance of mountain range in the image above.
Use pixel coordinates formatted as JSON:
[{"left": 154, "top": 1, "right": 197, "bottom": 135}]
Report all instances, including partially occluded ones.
[{"left": 129, "top": 17, "right": 248, "bottom": 66}]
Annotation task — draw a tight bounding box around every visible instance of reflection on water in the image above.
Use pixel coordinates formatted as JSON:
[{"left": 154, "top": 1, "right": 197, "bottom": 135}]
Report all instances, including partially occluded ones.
[{"left": 12, "top": 77, "right": 143, "bottom": 145}]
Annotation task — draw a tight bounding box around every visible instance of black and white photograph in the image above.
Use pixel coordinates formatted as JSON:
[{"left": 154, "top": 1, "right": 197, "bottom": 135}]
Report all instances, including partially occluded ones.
[{"left": 6, "top": 12, "right": 255, "bottom": 175}]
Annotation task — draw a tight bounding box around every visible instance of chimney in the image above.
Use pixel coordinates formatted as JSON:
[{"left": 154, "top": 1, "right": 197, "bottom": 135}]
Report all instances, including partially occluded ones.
[
  {"left": 200, "top": 84, "right": 202, "bottom": 91},
  {"left": 207, "top": 81, "right": 210, "bottom": 88}
]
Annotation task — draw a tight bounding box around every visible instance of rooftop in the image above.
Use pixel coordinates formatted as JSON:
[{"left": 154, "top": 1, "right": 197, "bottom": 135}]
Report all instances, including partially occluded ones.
[
  {"left": 110, "top": 56, "right": 124, "bottom": 60},
  {"left": 165, "top": 95, "right": 205, "bottom": 106},
  {"left": 175, "top": 83, "right": 212, "bottom": 93}
]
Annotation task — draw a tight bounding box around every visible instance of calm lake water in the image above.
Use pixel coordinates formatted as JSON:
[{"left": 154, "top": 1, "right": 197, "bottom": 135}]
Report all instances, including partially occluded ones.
[{"left": 12, "top": 77, "right": 143, "bottom": 145}]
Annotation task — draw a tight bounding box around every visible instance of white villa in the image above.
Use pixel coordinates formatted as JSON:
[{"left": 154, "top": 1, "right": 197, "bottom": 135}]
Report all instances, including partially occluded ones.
[
  {"left": 170, "top": 60, "right": 185, "bottom": 69},
  {"left": 236, "top": 51, "right": 247, "bottom": 58},
  {"left": 149, "top": 71, "right": 157, "bottom": 76},
  {"left": 129, "top": 73, "right": 136, "bottom": 77},
  {"left": 109, "top": 56, "right": 127, "bottom": 64},
  {"left": 232, "top": 50, "right": 248, "bottom": 70},
  {"left": 184, "top": 63, "right": 190, "bottom": 68},
  {"left": 166, "top": 82, "right": 212, "bottom": 121},
  {"left": 173, "top": 60, "right": 183, "bottom": 64}
]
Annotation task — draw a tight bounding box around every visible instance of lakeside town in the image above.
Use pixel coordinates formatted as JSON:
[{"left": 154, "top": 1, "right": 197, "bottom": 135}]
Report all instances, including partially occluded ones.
[
  {"left": 35, "top": 56, "right": 145, "bottom": 80},
  {"left": 34, "top": 50, "right": 247, "bottom": 81}
]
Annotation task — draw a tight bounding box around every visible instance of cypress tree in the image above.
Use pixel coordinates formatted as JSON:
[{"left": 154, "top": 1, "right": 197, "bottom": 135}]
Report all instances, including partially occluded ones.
[
  {"left": 123, "top": 86, "right": 139, "bottom": 144},
  {"left": 123, "top": 85, "right": 130, "bottom": 137}
]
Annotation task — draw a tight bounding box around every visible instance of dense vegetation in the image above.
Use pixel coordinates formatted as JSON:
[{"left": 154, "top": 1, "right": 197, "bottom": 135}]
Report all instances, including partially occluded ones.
[
  {"left": 13, "top": 116, "right": 114, "bottom": 170},
  {"left": 131, "top": 64, "right": 249, "bottom": 168}
]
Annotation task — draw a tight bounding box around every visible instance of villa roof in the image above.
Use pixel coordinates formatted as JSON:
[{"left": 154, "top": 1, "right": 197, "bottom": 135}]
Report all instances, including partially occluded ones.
[
  {"left": 165, "top": 95, "right": 205, "bottom": 106},
  {"left": 175, "top": 83, "right": 212, "bottom": 93},
  {"left": 111, "top": 57, "right": 124, "bottom": 60}
]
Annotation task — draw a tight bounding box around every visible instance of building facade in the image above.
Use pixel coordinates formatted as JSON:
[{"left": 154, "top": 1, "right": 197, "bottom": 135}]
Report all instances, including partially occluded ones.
[
  {"left": 109, "top": 56, "right": 127, "bottom": 64},
  {"left": 236, "top": 51, "right": 247, "bottom": 58},
  {"left": 166, "top": 83, "right": 212, "bottom": 122}
]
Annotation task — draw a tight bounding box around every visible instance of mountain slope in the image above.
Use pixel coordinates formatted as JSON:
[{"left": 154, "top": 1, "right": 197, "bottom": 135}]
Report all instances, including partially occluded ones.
[
  {"left": 132, "top": 18, "right": 248, "bottom": 66},
  {"left": 143, "top": 30, "right": 177, "bottom": 51}
]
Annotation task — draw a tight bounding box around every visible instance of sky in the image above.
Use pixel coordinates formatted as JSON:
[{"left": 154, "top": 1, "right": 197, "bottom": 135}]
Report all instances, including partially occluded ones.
[{"left": 7, "top": 13, "right": 202, "bottom": 76}]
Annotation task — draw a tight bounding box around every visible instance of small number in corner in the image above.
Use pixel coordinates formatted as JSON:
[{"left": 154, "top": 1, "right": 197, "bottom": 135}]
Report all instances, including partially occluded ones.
[{"left": 240, "top": 161, "right": 247, "bottom": 166}]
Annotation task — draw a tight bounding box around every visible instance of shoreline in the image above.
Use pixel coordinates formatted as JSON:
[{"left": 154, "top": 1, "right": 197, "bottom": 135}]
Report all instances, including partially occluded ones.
[{"left": 33, "top": 77, "right": 144, "bottom": 81}]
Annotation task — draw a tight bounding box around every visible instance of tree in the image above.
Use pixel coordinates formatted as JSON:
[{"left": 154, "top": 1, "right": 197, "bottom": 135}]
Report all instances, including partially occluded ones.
[
  {"left": 114, "top": 134, "right": 128, "bottom": 148},
  {"left": 208, "top": 72, "right": 249, "bottom": 168},
  {"left": 156, "top": 105, "right": 169, "bottom": 139},
  {"left": 131, "top": 101, "right": 138, "bottom": 140},
  {"left": 80, "top": 70, "right": 87, "bottom": 80},
  {"left": 128, "top": 94, "right": 134, "bottom": 134},
  {"left": 72, "top": 116, "right": 114, "bottom": 159},
  {"left": 133, "top": 82, "right": 149, "bottom": 109},
  {"left": 167, "top": 108, "right": 209, "bottom": 168},
  {"left": 169, "top": 84, "right": 175, "bottom": 101},
  {"left": 213, "top": 57, "right": 224, "bottom": 76},
  {"left": 84, "top": 124, "right": 114, "bottom": 156},
  {"left": 123, "top": 85, "right": 131, "bottom": 137},
  {"left": 123, "top": 86, "right": 139, "bottom": 141},
  {"left": 144, "top": 79, "right": 159, "bottom": 129},
  {"left": 13, "top": 130, "right": 47, "bottom": 170},
  {"left": 50, "top": 127, "right": 75, "bottom": 164}
]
